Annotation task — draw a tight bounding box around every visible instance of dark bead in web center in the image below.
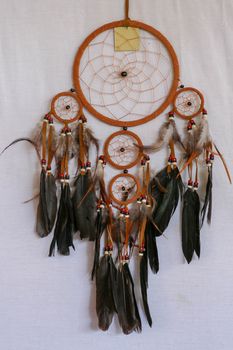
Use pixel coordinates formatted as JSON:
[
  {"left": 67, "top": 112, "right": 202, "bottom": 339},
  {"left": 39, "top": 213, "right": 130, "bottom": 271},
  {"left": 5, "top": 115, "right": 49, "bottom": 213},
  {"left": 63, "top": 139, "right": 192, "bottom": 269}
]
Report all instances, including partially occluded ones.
[
  {"left": 187, "top": 102, "right": 192, "bottom": 106},
  {"left": 120, "top": 147, "right": 125, "bottom": 152},
  {"left": 66, "top": 105, "right": 71, "bottom": 110},
  {"left": 121, "top": 71, "right": 128, "bottom": 77},
  {"left": 122, "top": 186, "right": 126, "bottom": 191}
]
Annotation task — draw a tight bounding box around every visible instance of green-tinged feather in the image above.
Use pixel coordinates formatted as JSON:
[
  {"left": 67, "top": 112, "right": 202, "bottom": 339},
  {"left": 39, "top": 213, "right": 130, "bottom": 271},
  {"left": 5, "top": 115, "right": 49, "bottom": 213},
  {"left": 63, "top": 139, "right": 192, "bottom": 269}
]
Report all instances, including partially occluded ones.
[
  {"left": 36, "top": 169, "right": 49, "bottom": 237},
  {"left": 117, "top": 263, "right": 141, "bottom": 335},
  {"left": 72, "top": 171, "right": 96, "bottom": 241},
  {"left": 96, "top": 255, "right": 117, "bottom": 331},
  {"left": 182, "top": 188, "right": 200, "bottom": 263},
  {"left": 49, "top": 183, "right": 74, "bottom": 256},
  {"left": 201, "top": 166, "right": 213, "bottom": 226},
  {"left": 140, "top": 249, "right": 152, "bottom": 327},
  {"left": 151, "top": 167, "right": 183, "bottom": 237},
  {"left": 146, "top": 220, "right": 159, "bottom": 273},
  {"left": 45, "top": 173, "right": 57, "bottom": 232}
]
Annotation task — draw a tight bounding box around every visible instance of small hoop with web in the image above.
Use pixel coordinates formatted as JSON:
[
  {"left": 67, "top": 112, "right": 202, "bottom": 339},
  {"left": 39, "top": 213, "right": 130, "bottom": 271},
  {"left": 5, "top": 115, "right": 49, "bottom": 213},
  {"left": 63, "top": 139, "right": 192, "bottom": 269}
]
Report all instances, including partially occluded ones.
[
  {"left": 173, "top": 87, "right": 204, "bottom": 120},
  {"left": 108, "top": 173, "right": 141, "bottom": 206},
  {"left": 104, "top": 130, "right": 143, "bottom": 170},
  {"left": 50, "top": 92, "right": 83, "bottom": 124}
]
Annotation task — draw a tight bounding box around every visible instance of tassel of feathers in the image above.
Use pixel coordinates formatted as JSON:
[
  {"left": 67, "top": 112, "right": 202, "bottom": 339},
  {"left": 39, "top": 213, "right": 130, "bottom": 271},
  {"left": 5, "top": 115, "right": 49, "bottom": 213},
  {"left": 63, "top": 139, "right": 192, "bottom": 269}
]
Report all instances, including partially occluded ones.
[
  {"left": 96, "top": 251, "right": 118, "bottom": 331},
  {"left": 182, "top": 163, "right": 201, "bottom": 263},
  {"left": 141, "top": 114, "right": 184, "bottom": 152},
  {"left": 117, "top": 261, "right": 142, "bottom": 334},
  {"left": 36, "top": 115, "right": 57, "bottom": 237},
  {"left": 49, "top": 126, "right": 74, "bottom": 256},
  {"left": 149, "top": 141, "right": 183, "bottom": 237},
  {"left": 72, "top": 116, "right": 99, "bottom": 240}
]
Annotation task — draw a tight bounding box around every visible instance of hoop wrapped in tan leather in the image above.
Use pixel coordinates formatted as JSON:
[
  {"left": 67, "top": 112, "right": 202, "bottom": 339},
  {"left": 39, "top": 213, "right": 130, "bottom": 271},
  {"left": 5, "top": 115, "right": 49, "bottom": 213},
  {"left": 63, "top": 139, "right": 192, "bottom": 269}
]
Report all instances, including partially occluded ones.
[
  {"left": 51, "top": 92, "right": 82, "bottom": 125},
  {"left": 73, "top": 20, "right": 180, "bottom": 127},
  {"left": 173, "top": 87, "right": 204, "bottom": 120},
  {"left": 104, "top": 130, "right": 143, "bottom": 170},
  {"left": 108, "top": 173, "right": 140, "bottom": 206}
]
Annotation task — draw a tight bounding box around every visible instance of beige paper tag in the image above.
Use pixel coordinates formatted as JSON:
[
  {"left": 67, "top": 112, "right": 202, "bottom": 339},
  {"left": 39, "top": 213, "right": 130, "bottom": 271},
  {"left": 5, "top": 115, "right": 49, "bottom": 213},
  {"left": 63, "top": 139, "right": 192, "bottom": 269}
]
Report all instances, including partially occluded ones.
[{"left": 114, "top": 27, "right": 140, "bottom": 51}]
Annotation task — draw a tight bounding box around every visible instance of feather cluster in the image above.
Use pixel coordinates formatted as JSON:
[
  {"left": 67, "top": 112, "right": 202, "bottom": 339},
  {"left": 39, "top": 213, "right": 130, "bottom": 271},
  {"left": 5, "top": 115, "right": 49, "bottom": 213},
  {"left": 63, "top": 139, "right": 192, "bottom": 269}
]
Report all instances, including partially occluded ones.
[{"left": 1, "top": 88, "right": 231, "bottom": 335}]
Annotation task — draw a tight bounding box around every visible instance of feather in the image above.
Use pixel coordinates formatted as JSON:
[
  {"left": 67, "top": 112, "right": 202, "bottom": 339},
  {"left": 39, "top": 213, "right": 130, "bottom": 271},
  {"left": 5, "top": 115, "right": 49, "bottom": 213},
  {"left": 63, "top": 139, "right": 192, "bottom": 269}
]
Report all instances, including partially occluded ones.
[
  {"left": 0, "top": 137, "right": 40, "bottom": 160},
  {"left": 193, "top": 190, "right": 201, "bottom": 258},
  {"left": 72, "top": 171, "right": 96, "bottom": 241},
  {"left": 140, "top": 248, "right": 152, "bottom": 327},
  {"left": 195, "top": 116, "right": 212, "bottom": 155},
  {"left": 201, "top": 166, "right": 213, "bottom": 226},
  {"left": 36, "top": 169, "right": 49, "bottom": 237},
  {"left": 55, "top": 133, "right": 66, "bottom": 164},
  {"left": 94, "top": 159, "right": 108, "bottom": 202},
  {"left": 141, "top": 120, "right": 184, "bottom": 152},
  {"left": 49, "top": 182, "right": 74, "bottom": 256},
  {"left": 71, "top": 123, "right": 99, "bottom": 167},
  {"left": 36, "top": 170, "right": 57, "bottom": 237},
  {"left": 91, "top": 208, "right": 108, "bottom": 280},
  {"left": 96, "top": 254, "right": 117, "bottom": 331},
  {"left": 146, "top": 220, "right": 159, "bottom": 274},
  {"left": 182, "top": 188, "right": 200, "bottom": 263},
  {"left": 117, "top": 263, "right": 141, "bottom": 335},
  {"left": 45, "top": 173, "right": 57, "bottom": 231},
  {"left": 84, "top": 126, "right": 99, "bottom": 156},
  {"left": 151, "top": 167, "right": 183, "bottom": 236},
  {"left": 141, "top": 121, "right": 173, "bottom": 152}
]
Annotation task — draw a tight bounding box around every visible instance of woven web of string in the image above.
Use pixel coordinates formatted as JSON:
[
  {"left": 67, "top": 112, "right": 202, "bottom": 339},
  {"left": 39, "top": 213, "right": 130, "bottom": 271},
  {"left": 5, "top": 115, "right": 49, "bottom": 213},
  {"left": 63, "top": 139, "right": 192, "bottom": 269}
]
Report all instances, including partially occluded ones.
[
  {"left": 79, "top": 29, "right": 173, "bottom": 122},
  {"left": 175, "top": 91, "right": 201, "bottom": 117},
  {"left": 54, "top": 96, "right": 79, "bottom": 120},
  {"left": 108, "top": 134, "right": 140, "bottom": 166},
  {"left": 112, "top": 176, "right": 137, "bottom": 202}
]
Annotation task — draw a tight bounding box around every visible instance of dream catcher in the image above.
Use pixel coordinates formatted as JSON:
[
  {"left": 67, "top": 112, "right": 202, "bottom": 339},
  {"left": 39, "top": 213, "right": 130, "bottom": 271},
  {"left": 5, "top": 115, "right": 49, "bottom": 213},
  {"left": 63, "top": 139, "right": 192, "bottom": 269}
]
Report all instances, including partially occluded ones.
[{"left": 2, "top": 0, "right": 231, "bottom": 335}]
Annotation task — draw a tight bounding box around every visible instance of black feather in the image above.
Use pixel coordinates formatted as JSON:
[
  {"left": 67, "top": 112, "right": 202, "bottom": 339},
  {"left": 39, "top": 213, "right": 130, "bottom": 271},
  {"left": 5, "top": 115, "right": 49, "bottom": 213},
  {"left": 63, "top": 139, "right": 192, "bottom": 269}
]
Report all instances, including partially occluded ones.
[
  {"left": 117, "top": 263, "right": 142, "bottom": 335},
  {"left": 91, "top": 209, "right": 106, "bottom": 280},
  {"left": 49, "top": 182, "right": 74, "bottom": 256},
  {"left": 193, "top": 191, "right": 201, "bottom": 258},
  {"left": 37, "top": 171, "right": 57, "bottom": 237},
  {"left": 72, "top": 171, "right": 96, "bottom": 241},
  {"left": 1, "top": 137, "right": 40, "bottom": 160},
  {"left": 201, "top": 166, "right": 213, "bottom": 226},
  {"left": 146, "top": 220, "right": 159, "bottom": 274},
  {"left": 96, "top": 255, "right": 117, "bottom": 331},
  {"left": 151, "top": 167, "right": 183, "bottom": 237},
  {"left": 36, "top": 169, "right": 49, "bottom": 237},
  {"left": 45, "top": 173, "right": 57, "bottom": 231},
  {"left": 140, "top": 249, "right": 152, "bottom": 327},
  {"left": 182, "top": 188, "right": 200, "bottom": 263}
]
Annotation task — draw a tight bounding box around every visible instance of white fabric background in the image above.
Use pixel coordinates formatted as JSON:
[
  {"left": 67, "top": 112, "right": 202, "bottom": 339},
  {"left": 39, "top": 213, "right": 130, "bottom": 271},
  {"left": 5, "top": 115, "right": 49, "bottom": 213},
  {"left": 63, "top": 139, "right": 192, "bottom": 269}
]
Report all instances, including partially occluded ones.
[{"left": 0, "top": 0, "right": 233, "bottom": 349}]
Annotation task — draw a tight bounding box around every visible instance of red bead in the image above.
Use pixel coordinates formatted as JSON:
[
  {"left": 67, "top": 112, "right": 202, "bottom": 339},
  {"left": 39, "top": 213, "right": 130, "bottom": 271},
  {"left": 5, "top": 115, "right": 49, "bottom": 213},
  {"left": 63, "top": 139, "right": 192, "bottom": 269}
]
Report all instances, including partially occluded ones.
[{"left": 203, "top": 108, "right": 207, "bottom": 115}]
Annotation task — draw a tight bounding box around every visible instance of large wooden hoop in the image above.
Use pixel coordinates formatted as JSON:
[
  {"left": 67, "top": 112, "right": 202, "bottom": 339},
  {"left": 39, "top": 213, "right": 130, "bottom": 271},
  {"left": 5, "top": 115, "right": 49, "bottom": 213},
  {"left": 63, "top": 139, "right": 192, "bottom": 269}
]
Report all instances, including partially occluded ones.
[
  {"left": 104, "top": 130, "right": 143, "bottom": 170},
  {"left": 51, "top": 92, "right": 82, "bottom": 125},
  {"left": 108, "top": 173, "right": 141, "bottom": 206},
  {"left": 173, "top": 87, "right": 204, "bottom": 120},
  {"left": 73, "top": 20, "right": 180, "bottom": 127}
]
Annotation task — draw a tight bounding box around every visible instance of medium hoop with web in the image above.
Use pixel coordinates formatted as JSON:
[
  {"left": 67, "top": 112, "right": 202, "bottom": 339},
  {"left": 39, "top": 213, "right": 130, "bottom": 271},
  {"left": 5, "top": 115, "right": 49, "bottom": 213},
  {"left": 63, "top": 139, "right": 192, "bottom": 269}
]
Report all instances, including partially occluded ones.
[
  {"left": 73, "top": 20, "right": 180, "bottom": 127},
  {"left": 104, "top": 130, "right": 143, "bottom": 170},
  {"left": 173, "top": 87, "right": 204, "bottom": 119}
]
